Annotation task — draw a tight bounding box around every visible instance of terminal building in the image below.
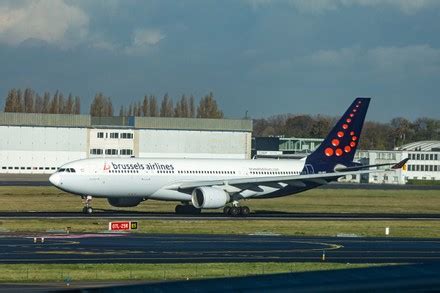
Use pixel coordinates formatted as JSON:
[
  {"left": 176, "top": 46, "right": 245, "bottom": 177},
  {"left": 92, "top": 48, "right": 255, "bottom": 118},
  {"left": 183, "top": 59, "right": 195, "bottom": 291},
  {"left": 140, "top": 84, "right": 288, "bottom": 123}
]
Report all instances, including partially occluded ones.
[{"left": 0, "top": 112, "right": 252, "bottom": 174}]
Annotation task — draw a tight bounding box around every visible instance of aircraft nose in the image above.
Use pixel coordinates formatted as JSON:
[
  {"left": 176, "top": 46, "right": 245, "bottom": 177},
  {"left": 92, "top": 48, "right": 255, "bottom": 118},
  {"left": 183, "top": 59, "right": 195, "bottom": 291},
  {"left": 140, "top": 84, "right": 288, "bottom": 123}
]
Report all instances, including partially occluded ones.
[{"left": 49, "top": 173, "right": 61, "bottom": 186}]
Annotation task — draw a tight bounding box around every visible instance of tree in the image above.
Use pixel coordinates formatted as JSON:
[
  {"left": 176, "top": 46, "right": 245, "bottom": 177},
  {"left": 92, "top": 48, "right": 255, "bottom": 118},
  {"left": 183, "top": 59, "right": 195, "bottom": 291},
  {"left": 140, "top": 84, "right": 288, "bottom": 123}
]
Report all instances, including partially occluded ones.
[
  {"left": 34, "top": 94, "right": 43, "bottom": 113},
  {"left": 24, "top": 88, "right": 34, "bottom": 113},
  {"left": 58, "top": 93, "right": 65, "bottom": 114},
  {"left": 50, "top": 91, "right": 59, "bottom": 114},
  {"left": 119, "top": 105, "right": 126, "bottom": 116},
  {"left": 390, "top": 117, "right": 412, "bottom": 147},
  {"left": 283, "top": 115, "right": 314, "bottom": 137},
  {"left": 160, "top": 93, "right": 174, "bottom": 117},
  {"left": 127, "top": 103, "right": 133, "bottom": 116},
  {"left": 15, "top": 89, "right": 24, "bottom": 112},
  {"left": 90, "top": 92, "right": 113, "bottom": 117},
  {"left": 174, "top": 99, "right": 182, "bottom": 117},
  {"left": 197, "top": 92, "right": 223, "bottom": 118},
  {"left": 74, "top": 96, "right": 81, "bottom": 114},
  {"left": 189, "top": 95, "right": 195, "bottom": 118},
  {"left": 65, "top": 94, "right": 74, "bottom": 114},
  {"left": 42, "top": 92, "right": 51, "bottom": 113},
  {"left": 133, "top": 102, "right": 138, "bottom": 117},
  {"left": 142, "top": 96, "right": 149, "bottom": 116},
  {"left": 310, "top": 115, "right": 333, "bottom": 138},
  {"left": 4, "top": 89, "right": 16, "bottom": 112},
  {"left": 149, "top": 95, "right": 158, "bottom": 117},
  {"left": 180, "top": 95, "right": 189, "bottom": 117}
]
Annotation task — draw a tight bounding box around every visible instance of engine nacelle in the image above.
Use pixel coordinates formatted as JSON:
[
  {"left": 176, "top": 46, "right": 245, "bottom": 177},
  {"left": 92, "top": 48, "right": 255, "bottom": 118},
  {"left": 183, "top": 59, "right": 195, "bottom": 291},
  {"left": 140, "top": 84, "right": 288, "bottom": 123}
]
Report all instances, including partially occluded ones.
[
  {"left": 107, "top": 197, "right": 144, "bottom": 207},
  {"left": 191, "top": 187, "right": 229, "bottom": 209}
]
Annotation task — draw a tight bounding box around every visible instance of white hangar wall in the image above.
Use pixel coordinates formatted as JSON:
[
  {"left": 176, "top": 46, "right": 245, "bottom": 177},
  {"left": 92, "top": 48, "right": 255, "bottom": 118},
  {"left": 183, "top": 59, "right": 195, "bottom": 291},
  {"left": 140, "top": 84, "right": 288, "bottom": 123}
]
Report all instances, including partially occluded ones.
[{"left": 0, "top": 113, "right": 252, "bottom": 174}]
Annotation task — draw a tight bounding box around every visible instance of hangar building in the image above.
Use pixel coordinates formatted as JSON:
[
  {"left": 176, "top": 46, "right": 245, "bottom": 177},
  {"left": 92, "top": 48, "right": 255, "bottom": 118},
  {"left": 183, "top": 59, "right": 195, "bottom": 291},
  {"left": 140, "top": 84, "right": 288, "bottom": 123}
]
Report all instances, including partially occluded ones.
[
  {"left": 0, "top": 112, "right": 252, "bottom": 174},
  {"left": 252, "top": 136, "right": 440, "bottom": 185}
]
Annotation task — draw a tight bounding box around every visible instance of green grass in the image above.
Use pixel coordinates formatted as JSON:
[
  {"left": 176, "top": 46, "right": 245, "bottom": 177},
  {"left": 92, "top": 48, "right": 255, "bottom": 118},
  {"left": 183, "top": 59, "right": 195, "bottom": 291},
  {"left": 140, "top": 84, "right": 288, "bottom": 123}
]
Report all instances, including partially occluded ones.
[
  {"left": 1, "top": 219, "right": 440, "bottom": 237},
  {"left": 1, "top": 186, "right": 439, "bottom": 214},
  {"left": 0, "top": 262, "right": 381, "bottom": 283}
]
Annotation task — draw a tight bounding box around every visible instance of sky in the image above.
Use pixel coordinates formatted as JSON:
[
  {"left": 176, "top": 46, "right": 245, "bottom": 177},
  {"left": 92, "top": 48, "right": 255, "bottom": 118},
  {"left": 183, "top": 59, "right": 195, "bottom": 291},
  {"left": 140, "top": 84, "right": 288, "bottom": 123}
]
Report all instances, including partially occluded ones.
[{"left": 0, "top": 0, "right": 439, "bottom": 121}]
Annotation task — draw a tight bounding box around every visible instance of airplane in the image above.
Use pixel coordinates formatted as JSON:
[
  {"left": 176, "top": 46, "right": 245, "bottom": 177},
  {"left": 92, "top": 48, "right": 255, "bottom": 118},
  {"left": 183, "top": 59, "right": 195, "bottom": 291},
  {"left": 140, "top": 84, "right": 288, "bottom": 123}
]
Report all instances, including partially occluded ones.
[{"left": 49, "top": 97, "right": 408, "bottom": 216}]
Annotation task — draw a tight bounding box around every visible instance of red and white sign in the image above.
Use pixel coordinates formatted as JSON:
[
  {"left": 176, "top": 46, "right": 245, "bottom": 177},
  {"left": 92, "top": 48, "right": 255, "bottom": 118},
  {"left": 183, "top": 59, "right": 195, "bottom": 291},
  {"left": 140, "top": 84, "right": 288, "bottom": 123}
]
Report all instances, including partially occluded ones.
[{"left": 108, "top": 221, "right": 138, "bottom": 231}]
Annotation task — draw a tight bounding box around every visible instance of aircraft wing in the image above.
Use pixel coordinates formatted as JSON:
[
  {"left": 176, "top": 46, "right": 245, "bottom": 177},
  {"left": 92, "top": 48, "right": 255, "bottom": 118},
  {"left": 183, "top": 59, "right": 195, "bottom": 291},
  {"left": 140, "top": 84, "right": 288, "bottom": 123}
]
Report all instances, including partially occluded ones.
[{"left": 167, "top": 158, "right": 408, "bottom": 194}]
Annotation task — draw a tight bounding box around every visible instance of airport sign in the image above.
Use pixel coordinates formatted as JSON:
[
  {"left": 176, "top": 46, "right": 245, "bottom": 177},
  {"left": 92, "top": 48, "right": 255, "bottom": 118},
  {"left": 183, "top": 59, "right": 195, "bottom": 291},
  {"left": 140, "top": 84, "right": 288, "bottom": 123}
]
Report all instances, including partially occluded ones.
[{"left": 108, "top": 221, "right": 138, "bottom": 231}]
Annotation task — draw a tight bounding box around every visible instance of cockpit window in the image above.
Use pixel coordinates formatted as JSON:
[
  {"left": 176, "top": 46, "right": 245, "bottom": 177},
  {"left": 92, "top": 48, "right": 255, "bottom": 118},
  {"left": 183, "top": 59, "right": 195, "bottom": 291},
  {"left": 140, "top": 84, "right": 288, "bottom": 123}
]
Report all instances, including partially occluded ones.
[{"left": 58, "top": 168, "right": 76, "bottom": 173}]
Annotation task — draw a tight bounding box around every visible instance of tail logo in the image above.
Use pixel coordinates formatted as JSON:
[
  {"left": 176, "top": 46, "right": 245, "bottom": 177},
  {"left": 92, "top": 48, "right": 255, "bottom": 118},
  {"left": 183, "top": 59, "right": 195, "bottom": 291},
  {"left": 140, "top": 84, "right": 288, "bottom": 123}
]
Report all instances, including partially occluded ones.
[{"left": 324, "top": 99, "right": 362, "bottom": 157}]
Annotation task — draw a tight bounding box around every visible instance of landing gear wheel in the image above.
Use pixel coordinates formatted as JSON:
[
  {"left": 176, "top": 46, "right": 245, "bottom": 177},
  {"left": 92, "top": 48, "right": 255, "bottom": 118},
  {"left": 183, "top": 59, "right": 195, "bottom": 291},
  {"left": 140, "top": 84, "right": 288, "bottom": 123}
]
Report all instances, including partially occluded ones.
[
  {"left": 223, "top": 206, "right": 231, "bottom": 215},
  {"left": 82, "top": 196, "right": 93, "bottom": 215},
  {"left": 240, "top": 206, "right": 250, "bottom": 216},
  {"left": 229, "top": 206, "right": 241, "bottom": 216}
]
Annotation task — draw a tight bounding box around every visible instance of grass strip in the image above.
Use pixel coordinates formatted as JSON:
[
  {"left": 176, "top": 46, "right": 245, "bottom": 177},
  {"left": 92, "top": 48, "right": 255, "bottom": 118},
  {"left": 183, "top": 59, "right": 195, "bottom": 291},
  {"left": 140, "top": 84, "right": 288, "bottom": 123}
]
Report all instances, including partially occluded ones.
[
  {"left": 1, "top": 219, "right": 439, "bottom": 238},
  {"left": 0, "top": 262, "right": 381, "bottom": 283},
  {"left": 1, "top": 186, "right": 439, "bottom": 214}
]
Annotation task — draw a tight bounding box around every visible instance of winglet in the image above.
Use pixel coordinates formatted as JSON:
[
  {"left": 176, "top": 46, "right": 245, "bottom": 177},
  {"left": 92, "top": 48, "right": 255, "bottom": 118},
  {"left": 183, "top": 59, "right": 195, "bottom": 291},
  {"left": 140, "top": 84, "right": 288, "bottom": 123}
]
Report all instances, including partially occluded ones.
[{"left": 391, "top": 158, "right": 409, "bottom": 170}]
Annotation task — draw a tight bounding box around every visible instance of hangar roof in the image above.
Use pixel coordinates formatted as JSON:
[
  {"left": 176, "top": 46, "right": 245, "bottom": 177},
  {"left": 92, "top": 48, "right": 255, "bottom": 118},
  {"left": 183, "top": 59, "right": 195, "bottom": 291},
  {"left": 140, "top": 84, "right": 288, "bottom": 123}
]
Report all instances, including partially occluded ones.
[
  {"left": 396, "top": 141, "right": 440, "bottom": 152},
  {"left": 0, "top": 112, "right": 252, "bottom": 132}
]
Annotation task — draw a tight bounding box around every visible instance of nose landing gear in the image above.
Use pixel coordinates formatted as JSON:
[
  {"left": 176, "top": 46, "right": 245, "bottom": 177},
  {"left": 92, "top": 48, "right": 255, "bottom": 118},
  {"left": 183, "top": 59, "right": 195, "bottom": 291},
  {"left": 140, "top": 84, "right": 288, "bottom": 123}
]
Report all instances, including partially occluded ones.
[{"left": 82, "top": 196, "right": 93, "bottom": 214}]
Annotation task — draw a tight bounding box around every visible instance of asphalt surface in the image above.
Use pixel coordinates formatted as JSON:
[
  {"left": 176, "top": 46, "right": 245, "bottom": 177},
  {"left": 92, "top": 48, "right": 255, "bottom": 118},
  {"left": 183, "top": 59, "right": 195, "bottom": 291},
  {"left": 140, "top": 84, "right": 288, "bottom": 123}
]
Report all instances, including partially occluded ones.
[
  {"left": 0, "top": 210, "right": 439, "bottom": 220},
  {"left": 1, "top": 233, "right": 440, "bottom": 264}
]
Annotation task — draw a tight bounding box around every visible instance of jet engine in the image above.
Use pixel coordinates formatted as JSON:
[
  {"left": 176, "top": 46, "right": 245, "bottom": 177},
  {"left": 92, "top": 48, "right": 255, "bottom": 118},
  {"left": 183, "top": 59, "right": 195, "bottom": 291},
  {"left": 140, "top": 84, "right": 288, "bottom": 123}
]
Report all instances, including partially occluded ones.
[
  {"left": 107, "top": 197, "right": 144, "bottom": 207},
  {"left": 191, "top": 187, "right": 229, "bottom": 209}
]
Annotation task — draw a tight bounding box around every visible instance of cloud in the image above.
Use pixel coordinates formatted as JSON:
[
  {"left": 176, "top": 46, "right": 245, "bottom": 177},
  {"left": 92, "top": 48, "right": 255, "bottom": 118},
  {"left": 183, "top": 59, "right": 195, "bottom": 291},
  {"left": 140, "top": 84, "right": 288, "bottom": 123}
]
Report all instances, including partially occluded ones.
[
  {"left": 245, "top": 0, "right": 440, "bottom": 14},
  {"left": 133, "top": 28, "right": 165, "bottom": 47},
  {"left": 120, "top": 28, "right": 165, "bottom": 55},
  {"left": 252, "top": 45, "right": 440, "bottom": 78},
  {"left": 0, "top": 0, "right": 89, "bottom": 47}
]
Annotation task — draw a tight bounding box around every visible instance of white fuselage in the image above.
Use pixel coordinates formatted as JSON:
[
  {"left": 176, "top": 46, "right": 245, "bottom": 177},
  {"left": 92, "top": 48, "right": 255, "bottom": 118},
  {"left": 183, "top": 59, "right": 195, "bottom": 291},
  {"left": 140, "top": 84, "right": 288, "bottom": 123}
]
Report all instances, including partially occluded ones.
[{"left": 50, "top": 157, "right": 307, "bottom": 201}]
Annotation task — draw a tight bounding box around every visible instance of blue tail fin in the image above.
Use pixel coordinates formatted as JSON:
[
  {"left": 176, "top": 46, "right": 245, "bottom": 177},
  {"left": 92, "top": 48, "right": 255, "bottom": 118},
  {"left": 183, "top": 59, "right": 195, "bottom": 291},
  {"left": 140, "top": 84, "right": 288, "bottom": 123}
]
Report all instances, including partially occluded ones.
[{"left": 305, "top": 97, "right": 370, "bottom": 172}]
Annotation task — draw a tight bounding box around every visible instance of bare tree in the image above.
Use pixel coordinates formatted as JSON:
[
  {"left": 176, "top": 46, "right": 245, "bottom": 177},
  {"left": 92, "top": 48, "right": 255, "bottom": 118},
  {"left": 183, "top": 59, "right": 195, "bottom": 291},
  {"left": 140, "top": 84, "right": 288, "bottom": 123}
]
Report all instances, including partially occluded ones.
[
  {"left": 142, "top": 96, "right": 149, "bottom": 116},
  {"left": 65, "top": 94, "right": 74, "bottom": 114},
  {"left": 42, "top": 92, "right": 51, "bottom": 113},
  {"left": 74, "top": 96, "right": 81, "bottom": 114},
  {"left": 34, "top": 94, "right": 43, "bottom": 113},
  {"left": 197, "top": 92, "right": 223, "bottom": 118},
  {"left": 149, "top": 95, "right": 158, "bottom": 117},
  {"left": 24, "top": 88, "right": 34, "bottom": 113},
  {"left": 189, "top": 95, "right": 195, "bottom": 118}
]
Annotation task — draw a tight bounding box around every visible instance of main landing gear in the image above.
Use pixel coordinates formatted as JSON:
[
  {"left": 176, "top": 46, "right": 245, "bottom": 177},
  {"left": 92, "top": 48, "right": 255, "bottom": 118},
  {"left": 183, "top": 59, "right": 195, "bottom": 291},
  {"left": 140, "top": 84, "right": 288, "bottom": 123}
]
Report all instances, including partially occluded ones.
[
  {"left": 223, "top": 204, "right": 250, "bottom": 217},
  {"left": 175, "top": 204, "right": 201, "bottom": 215},
  {"left": 82, "top": 196, "right": 93, "bottom": 214}
]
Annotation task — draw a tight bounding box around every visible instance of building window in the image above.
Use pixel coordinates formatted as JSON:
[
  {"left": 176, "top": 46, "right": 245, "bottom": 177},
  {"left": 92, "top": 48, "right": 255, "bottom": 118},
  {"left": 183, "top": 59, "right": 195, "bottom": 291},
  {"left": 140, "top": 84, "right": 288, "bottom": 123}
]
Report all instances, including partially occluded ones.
[
  {"left": 90, "top": 149, "right": 103, "bottom": 155},
  {"left": 121, "top": 133, "right": 134, "bottom": 139},
  {"left": 97, "top": 132, "right": 104, "bottom": 138},
  {"left": 417, "top": 154, "right": 420, "bottom": 160},
  {"left": 120, "top": 149, "right": 133, "bottom": 155},
  {"left": 110, "top": 133, "right": 119, "bottom": 139},
  {"left": 105, "top": 149, "right": 118, "bottom": 155}
]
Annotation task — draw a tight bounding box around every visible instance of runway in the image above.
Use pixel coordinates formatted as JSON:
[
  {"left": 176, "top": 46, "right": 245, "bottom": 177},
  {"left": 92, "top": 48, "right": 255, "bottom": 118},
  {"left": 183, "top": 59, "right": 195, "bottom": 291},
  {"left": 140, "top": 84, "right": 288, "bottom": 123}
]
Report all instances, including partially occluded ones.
[
  {"left": 0, "top": 233, "right": 440, "bottom": 264},
  {"left": 0, "top": 211, "right": 439, "bottom": 220}
]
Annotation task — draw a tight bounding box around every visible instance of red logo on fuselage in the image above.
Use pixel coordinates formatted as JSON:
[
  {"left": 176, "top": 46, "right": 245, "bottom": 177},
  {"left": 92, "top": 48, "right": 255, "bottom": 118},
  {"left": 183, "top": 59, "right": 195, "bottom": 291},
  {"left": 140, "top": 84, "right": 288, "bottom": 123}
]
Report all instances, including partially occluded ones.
[{"left": 103, "top": 163, "right": 111, "bottom": 171}]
